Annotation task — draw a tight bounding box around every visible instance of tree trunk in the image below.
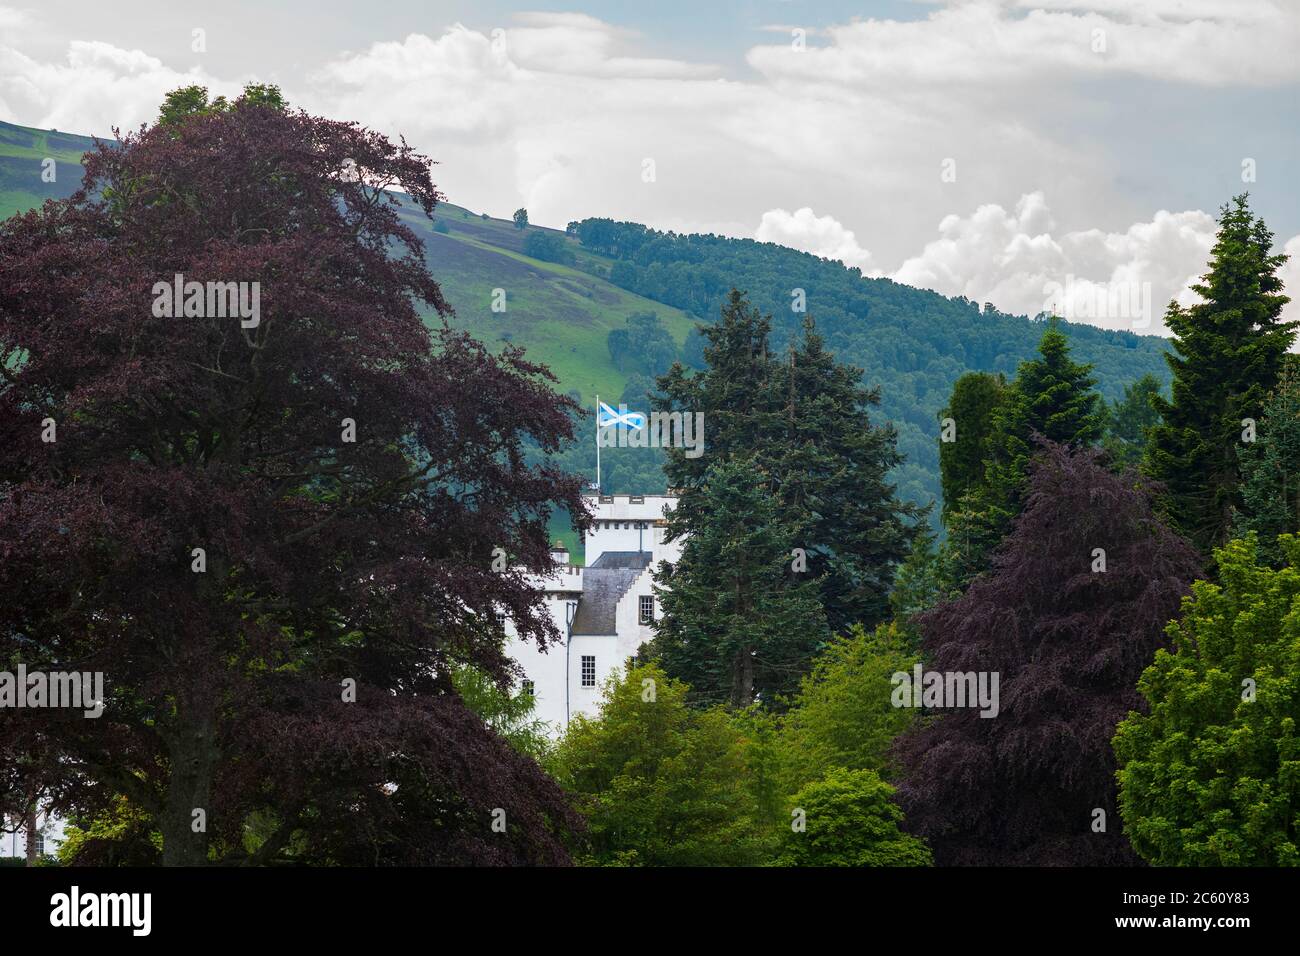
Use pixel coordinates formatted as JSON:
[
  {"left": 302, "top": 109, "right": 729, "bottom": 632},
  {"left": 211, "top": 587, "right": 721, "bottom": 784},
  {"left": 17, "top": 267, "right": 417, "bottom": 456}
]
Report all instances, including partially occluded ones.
[
  {"left": 160, "top": 694, "right": 219, "bottom": 866},
  {"left": 24, "top": 808, "right": 38, "bottom": 866},
  {"left": 730, "top": 645, "right": 754, "bottom": 708}
]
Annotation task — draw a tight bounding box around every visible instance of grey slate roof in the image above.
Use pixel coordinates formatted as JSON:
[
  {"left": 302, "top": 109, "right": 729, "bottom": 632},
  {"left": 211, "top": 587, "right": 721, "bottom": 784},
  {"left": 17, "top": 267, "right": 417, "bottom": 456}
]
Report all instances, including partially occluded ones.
[
  {"left": 588, "top": 551, "right": 654, "bottom": 570},
  {"left": 570, "top": 553, "right": 653, "bottom": 635}
]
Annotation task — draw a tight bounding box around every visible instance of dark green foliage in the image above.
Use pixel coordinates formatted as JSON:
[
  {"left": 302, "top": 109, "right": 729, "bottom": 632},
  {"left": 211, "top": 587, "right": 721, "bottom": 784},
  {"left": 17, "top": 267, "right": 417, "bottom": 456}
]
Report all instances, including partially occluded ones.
[
  {"left": 1103, "top": 373, "right": 1163, "bottom": 468},
  {"left": 773, "top": 318, "right": 924, "bottom": 631},
  {"left": 605, "top": 311, "right": 677, "bottom": 377},
  {"left": 1145, "top": 194, "right": 1295, "bottom": 555},
  {"left": 575, "top": 217, "right": 649, "bottom": 257},
  {"left": 939, "top": 324, "right": 1104, "bottom": 589},
  {"left": 523, "top": 229, "right": 573, "bottom": 264},
  {"left": 654, "top": 293, "right": 919, "bottom": 649},
  {"left": 1113, "top": 535, "right": 1300, "bottom": 865},
  {"left": 512, "top": 207, "right": 528, "bottom": 229},
  {"left": 888, "top": 531, "right": 953, "bottom": 647},
  {"left": 649, "top": 459, "right": 831, "bottom": 708},
  {"left": 982, "top": 323, "right": 1105, "bottom": 515},
  {"left": 1232, "top": 358, "right": 1300, "bottom": 566}
]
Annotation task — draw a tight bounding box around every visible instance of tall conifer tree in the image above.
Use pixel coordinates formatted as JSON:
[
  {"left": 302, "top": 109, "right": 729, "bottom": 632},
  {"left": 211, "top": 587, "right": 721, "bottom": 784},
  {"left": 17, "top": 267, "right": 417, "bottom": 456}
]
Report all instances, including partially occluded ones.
[
  {"left": 653, "top": 294, "right": 917, "bottom": 653},
  {"left": 1145, "top": 194, "right": 1295, "bottom": 554},
  {"left": 771, "top": 317, "right": 920, "bottom": 633}
]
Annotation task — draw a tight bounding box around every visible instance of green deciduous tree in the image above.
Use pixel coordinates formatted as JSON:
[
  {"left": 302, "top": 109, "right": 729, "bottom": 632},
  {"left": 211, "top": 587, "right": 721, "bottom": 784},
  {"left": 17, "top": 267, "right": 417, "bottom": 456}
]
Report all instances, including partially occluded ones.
[
  {"left": 451, "top": 665, "right": 555, "bottom": 762},
  {"left": 1145, "top": 194, "right": 1295, "bottom": 555},
  {"left": 550, "top": 662, "right": 774, "bottom": 866},
  {"left": 513, "top": 207, "right": 528, "bottom": 229},
  {"left": 773, "top": 623, "right": 919, "bottom": 793},
  {"left": 776, "top": 769, "right": 932, "bottom": 867},
  {"left": 522, "top": 230, "right": 572, "bottom": 264},
  {"left": 1113, "top": 534, "right": 1300, "bottom": 866}
]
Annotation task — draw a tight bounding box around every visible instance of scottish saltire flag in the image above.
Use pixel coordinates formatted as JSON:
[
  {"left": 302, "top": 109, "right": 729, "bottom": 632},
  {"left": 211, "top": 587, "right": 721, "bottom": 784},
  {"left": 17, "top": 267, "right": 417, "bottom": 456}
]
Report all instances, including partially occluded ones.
[{"left": 598, "top": 401, "right": 646, "bottom": 430}]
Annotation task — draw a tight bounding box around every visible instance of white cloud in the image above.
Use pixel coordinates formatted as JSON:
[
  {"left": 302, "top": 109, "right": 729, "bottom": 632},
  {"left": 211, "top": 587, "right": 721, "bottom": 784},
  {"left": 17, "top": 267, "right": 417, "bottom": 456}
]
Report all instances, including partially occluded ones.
[
  {"left": 890, "top": 191, "right": 1300, "bottom": 333},
  {"left": 755, "top": 207, "right": 877, "bottom": 272},
  {"left": 0, "top": 39, "right": 236, "bottom": 133},
  {"left": 748, "top": 0, "right": 1300, "bottom": 89},
  {"left": 0, "top": 4, "right": 1295, "bottom": 335},
  {"left": 1280, "top": 235, "right": 1300, "bottom": 327}
]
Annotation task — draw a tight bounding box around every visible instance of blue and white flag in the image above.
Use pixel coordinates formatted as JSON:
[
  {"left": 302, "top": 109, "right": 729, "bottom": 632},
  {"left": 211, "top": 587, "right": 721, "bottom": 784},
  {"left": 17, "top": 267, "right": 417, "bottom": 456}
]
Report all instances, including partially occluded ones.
[{"left": 598, "top": 401, "right": 646, "bottom": 431}]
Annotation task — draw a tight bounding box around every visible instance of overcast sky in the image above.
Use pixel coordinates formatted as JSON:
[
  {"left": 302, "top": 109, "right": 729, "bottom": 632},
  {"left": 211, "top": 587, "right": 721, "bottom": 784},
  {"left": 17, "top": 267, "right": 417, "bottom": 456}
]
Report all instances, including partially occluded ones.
[{"left": 2, "top": 0, "right": 1297, "bottom": 331}]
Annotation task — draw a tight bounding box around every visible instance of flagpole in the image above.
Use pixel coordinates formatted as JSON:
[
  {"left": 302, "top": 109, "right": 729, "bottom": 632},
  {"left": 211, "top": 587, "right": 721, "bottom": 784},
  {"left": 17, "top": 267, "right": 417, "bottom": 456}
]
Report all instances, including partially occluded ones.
[{"left": 594, "top": 393, "right": 601, "bottom": 492}]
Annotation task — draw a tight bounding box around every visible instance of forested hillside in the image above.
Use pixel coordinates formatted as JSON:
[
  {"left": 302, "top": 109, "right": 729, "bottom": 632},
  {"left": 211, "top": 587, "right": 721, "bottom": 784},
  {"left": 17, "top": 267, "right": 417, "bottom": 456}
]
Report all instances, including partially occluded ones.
[{"left": 564, "top": 218, "right": 1171, "bottom": 508}]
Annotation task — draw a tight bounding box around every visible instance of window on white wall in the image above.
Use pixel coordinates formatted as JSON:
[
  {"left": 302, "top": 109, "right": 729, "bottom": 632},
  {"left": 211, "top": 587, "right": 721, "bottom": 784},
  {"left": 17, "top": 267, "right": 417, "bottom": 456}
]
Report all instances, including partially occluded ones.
[
  {"left": 639, "top": 595, "right": 654, "bottom": 624},
  {"left": 581, "top": 655, "right": 596, "bottom": 687},
  {"left": 521, "top": 680, "right": 534, "bottom": 698}
]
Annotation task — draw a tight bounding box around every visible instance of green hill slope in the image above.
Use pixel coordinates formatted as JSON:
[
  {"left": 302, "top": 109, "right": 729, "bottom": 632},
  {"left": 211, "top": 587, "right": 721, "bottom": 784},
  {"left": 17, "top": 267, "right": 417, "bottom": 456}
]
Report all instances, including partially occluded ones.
[
  {"left": 0, "top": 121, "right": 95, "bottom": 212},
  {"left": 403, "top": 202, "right": 698, "bottom": 405}
]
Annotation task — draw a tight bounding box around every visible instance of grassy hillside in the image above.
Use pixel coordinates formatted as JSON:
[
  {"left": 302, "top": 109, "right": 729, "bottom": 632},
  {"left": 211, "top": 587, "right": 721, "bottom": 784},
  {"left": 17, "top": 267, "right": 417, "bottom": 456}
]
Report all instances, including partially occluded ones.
[
  {"left": 403, "top": 201, "right": 697, "bottom": 407},
  {"left": 0, "top": 118, "right": 1175, "bottom": 530},
  {"left": 0, "top": 120, "right": 95, "bottom": 213}
]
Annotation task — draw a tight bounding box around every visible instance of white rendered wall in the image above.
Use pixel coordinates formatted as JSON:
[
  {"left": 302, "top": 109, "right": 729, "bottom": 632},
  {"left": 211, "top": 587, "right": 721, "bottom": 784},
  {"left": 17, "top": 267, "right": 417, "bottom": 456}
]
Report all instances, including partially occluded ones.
[
  {"left": 506, "top": 494, "right": 680, "bottom": 734},
  {"left": 0, "top": 810, "right": 67, "bottom": 859}
]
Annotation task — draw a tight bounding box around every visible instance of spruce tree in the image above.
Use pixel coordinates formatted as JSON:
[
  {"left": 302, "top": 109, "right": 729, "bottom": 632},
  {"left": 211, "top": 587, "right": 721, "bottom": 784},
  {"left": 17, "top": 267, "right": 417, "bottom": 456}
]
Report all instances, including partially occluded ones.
[
  {"left": 982, "top": 322, "right": 1105, "bottom": 514},
  {"left": 940, "top": 323, "right": 1103, "bottom": 589},
  {"left": 770, "top": 316, "right": 921, "bottom": 633},
  {"left": 653, "top": 294, "right": 918, "bottom": 646},
  {"left": 1232, "top": 357, "right": 1300, "bottom": 566},
  {"left": 1145, "top": 194, "right": 1295, "bottom": 555},
  {"left": 654, "top": 289, "right": 778, "bottom": 518},
  {"left": 649, "top": 459, "right": 831, "bottom": 708}
]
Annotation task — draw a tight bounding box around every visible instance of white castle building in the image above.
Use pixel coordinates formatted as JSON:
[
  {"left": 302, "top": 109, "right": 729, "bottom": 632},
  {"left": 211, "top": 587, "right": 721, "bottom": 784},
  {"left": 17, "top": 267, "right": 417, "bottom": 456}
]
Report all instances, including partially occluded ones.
[{"left": 505, "top": 492, "right": 681, "bottom": 730}]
